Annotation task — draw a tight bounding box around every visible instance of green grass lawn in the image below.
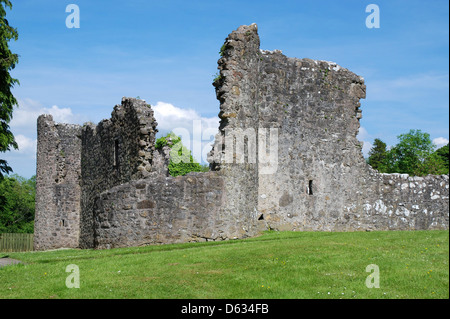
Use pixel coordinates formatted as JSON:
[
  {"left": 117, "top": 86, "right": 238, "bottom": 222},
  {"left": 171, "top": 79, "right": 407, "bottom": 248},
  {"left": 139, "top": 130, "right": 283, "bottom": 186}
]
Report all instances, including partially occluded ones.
[{"left": 0, "top": 230, "right": 448, "bottom": 299}]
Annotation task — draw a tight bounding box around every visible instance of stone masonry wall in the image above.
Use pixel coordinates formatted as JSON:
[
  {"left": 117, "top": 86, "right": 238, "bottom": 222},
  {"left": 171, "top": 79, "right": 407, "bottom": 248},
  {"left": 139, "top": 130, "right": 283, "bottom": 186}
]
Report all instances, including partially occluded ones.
[
  {"left": 93, "top": 172, "right": 226, "bottom": 248},
  {"left": 345, "top": 169, "right": 449, "bottom": 231},
  {"left": 218, "top": 25, "right": 448, "bottom": 232},
  {"left": 34, "top": 115, "right": 82, "bottom": 250},
  {"left": 208, "top": 23, "right": 263, "bottom": 240},
  {"left": 89, "top": 25, "right": 271, "bottom": 248},
  {"left": 35, "top": 24, "right": 448, "bottom": 251},
  {"left": 79, "top": 97, "right": 158, "bottom": 248}
]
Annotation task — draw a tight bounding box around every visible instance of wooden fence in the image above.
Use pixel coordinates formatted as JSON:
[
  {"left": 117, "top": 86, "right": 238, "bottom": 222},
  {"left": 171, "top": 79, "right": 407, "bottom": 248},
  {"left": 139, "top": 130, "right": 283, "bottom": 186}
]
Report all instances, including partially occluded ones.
[{"left": 0, "top": 233, "right": 34, "bottom": 252}]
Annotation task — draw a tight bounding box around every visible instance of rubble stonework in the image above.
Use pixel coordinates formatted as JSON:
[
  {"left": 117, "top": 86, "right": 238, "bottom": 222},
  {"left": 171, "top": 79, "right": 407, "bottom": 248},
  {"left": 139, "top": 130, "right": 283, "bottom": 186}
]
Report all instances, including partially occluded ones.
[
  {"left": 34, "top": 24, "right": 449, "bottom": 251},
  {"left": 34, "top": 115, "right": 82, "bottom": 250}
]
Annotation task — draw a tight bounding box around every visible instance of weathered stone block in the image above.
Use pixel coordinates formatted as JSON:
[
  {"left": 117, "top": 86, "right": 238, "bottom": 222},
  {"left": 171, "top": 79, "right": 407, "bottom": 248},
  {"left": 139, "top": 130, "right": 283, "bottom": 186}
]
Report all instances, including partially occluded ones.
[{"left": 137, "top": 200, "right": 156, "bottom": 209}]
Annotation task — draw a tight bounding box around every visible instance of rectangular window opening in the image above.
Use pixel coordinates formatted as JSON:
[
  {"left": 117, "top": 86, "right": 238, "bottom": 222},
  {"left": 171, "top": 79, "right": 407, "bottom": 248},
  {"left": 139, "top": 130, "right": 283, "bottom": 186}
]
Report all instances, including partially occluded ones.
[
  {"left": 114, "top": 139, "right": 119, "bottom": 167},
  {"left": 308, "top": 180, "right": 313, "bottom": 195}
]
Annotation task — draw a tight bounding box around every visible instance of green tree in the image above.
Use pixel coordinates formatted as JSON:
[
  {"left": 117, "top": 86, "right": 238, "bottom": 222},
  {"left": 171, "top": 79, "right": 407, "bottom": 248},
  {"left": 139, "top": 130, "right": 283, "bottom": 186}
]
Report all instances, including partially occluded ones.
[
  {"left": 368, "top": 138, "right": 388, "bottom": 171},
  {"left": 391, "top": 129, "right": 436, "bottom": 175},
  {"left": 381, "top": 129, "right": 447, "bottom": 176},
  {"left": 414, "top": 152, "right": 448, "bottom": 176},
  {"left": 0, "top": 0, "right": 19, "bottom": 179},
  {"left": 435, "top": 143, "right": 449, "bottom": 172},
  {"left": 0, "top": 174, "right": 36, "bottom": 233},
  {"left": 156, "top": 132, "right": 209, "bottom": 177}
]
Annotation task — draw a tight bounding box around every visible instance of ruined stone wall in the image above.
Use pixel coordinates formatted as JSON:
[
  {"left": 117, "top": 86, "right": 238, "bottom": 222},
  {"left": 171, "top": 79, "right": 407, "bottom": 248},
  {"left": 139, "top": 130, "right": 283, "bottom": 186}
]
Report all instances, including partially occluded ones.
[
  {"left": 90, "top": 26, "right": 267, "bottom": 248},
  {"left": 93, "top": 172, "right": 226, "bottom": 248},
  {"left": 208, "top": 23, "right": 263, "bottom": 240},
  {"left": 79, "top": 97, "right": 158, "bottom": 248},
  {"left": 346, "top": 170, "right": 449, "bottom": 231},
  {"left": 34, "top": 115, "right": 82, "bottom": 250},
  {"left": 219, "top": 25, "right": 448, "bottom": 232},
  {"left": 252, "top": 44, "right": 374, "bottom": 231},
  {"left": 35, "top": 24, "right": 448, "bottom": 251}
]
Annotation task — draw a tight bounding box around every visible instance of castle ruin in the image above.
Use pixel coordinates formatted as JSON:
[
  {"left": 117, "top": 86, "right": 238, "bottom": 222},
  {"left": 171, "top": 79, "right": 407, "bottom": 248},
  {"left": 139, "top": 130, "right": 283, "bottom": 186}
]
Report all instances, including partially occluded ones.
[{"left": 34, "top": 24, "right": 449, "bottom": 251}]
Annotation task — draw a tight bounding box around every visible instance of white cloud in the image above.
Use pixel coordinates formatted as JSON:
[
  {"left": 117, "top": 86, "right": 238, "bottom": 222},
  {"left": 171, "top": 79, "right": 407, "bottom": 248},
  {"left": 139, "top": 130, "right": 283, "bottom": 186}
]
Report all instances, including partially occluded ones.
[
  {"left": 1, "top": 134, "right": 38, "bottom": 177},
  {"left": 11, "top": 98, "right": 84, "bottom": 130},
  {"left": 357, "top": 126, "right": 370, "bottom": 141},
  {"left": 153, "top": 101, "right": 219, "bottom": 132},
  {"left": 9, "top": 97, "right": 87, "bottom": 154},
  {"left": 10, "top": 98, "right": 41, "bottom": 128},
  {"left": 361, "top": 141, "right": 373, "bottom": 158},
  {"left": 153, "top": 101, "right": 219, "bottom": 163},
  {"left": 43, "top": 105, "right": 77, "bottom": 124},
  {"left": 433, "top": 137, "right": 449, "bottom": 148},
  {"left": 14, "top": 135, "right": 37, "bottom": 156},
  {"left": 5, "top": 97, "right": 87, "bottom": 176},
  {"left": 357, "top": 126, "right": 373, "bottom": 158}
]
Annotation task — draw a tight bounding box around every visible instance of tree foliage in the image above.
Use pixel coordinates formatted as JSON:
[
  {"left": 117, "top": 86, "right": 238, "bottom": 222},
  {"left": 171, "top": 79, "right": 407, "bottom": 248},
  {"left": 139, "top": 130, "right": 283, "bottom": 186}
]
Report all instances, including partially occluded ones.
[
  {"left": 435, "top": 143, "right": 449, "bottom": 171},
  {"left": 388, "top": 129, "right": 436, "bottom": 175},
  {"left": 368, "top": 138, "right": 387, "bottom": 171},
  {"left": 0, "top": 174, "right": 35, "bottom": 233},
  {"left": 155, "top": 133, "right": 209, "bottom": 177},
  {"left": 368, "top": 130, "right": 449, "bottom": 176},
  {"left": 0, "top": 0, "right": 19, "bottom": 179}
]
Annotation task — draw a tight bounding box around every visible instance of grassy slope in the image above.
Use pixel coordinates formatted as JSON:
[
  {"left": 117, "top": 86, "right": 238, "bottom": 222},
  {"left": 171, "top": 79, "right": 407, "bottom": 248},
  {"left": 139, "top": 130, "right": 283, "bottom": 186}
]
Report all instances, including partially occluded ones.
[{"left": 0, "top": 230, "right": 448, "bottom": 299}]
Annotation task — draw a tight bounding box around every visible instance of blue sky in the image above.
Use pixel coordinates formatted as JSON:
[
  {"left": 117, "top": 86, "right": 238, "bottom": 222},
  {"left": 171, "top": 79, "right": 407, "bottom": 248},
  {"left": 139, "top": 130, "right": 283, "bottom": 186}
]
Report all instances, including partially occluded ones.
[{"left": 3, "top": 0, "right": 449, "bottom": 178}]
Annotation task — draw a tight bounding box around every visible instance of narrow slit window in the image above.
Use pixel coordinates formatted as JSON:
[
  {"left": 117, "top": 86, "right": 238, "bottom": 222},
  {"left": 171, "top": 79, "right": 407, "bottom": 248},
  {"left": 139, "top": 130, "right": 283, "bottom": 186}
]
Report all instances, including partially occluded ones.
[
  {"left": 308, "top": 180, "right": 313, "bottom": 195},
  {"left": 114, "top": 139, "right": 119, "bottom": 167}
]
